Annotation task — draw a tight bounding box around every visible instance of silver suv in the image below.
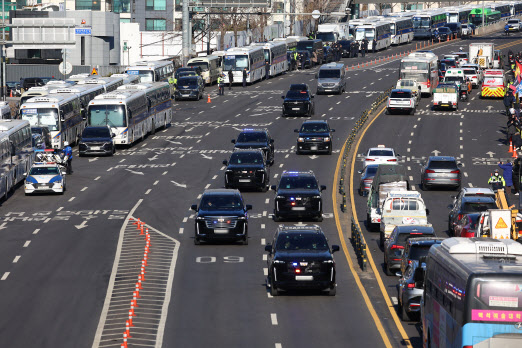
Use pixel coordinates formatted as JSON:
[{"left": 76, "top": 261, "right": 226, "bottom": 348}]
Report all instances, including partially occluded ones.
[{"left": 397, "top": 259, "right": 426, "bottom": 321}]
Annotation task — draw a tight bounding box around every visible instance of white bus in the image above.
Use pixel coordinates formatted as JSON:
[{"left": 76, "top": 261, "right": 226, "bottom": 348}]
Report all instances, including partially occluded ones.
[
  {"left": 77, "top": 76, "right": 124, "bottom": 93},
  {"left": 252, "top": 41, "right": 288, "bottom": 77},
  {"left": 111, "top": 73, "right": 140, "bottom": 85},
  {"left": 89, "top": 82, "right": 172, "bottom": 145},
  {"left": 187, "top": 56, "right": 221, "bottom": 85},
  {"left": 20, "top": 82, "right": 74, "bottom": 106},
  {"left": 125, "top": 60, "right": 175, "bottom": 83},
  {"left": 385, "top": 17, "right": 414, "bottom": 45},
  {"left": 446, "top": 7, "right": 472, "bottom": 24},
  {"left": 20, "top": 94, "right": 83, "bottom": 148},
  {"left": 223, "top": 46, "right": 265, "bottom": 84},
  {"left": 273, "top": 37, "right": 298, "bottom": 51},
  {"left": 48, "top": 84, "right": 106, "bottom": 120},
  {"left": 399, "top": 52, "right": 439, "bottom": 95},
  {"left": 0, "top": 119, "right": 33, "bottom": 200},
  {"left": 355, "top": 21, "right": 391, "bottom": 52},
  {"left": 0, "top": 102, "right": 10, "bottom": 119}
]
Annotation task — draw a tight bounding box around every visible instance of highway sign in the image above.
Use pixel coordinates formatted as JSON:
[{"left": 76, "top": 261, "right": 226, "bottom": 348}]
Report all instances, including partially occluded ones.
[
  {"left": 59, "top": 61, "right": 73, "bottom": 75},
  {"left": 75, "top": 28, "right": 92, "bottom": 35}
]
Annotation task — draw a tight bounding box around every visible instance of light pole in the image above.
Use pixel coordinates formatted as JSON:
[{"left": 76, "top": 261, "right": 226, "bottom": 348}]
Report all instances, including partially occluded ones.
[
  {"left": 1, "top": 0, "right": 5, "bottom": 101},
  {"left": 482, "top": 1, "right": 485, "bottom": 27}
]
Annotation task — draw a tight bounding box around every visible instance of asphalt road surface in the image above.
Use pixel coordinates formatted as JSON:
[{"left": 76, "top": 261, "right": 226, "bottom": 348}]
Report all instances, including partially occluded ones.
[{"left": 0, "top": 30, "right": 519, "bottom": 348}]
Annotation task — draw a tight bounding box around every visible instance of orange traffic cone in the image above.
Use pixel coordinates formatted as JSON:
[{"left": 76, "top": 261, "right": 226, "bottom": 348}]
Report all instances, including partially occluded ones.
[
  {"left": 513, "top": 148, "right": 518, "bottom": 158},
  {"left": 9, "top": 90, "right": 12, "bottom": 98},
  {"left": 122, "top": 332, "right": 129, "bottom": 348},
  {"left": 509, "top": 138, "right": 514, "bottom": 153},
  {"left": 207, "top": 95, "right": 211, "bottom": 103}
]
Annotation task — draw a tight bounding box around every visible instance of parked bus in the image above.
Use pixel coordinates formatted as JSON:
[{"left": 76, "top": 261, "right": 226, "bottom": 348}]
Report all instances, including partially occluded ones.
[
  {"left": 223, "top": 46, "right": 266, "bottom": 84},
  {"left": 77, "top": 76, "right": 124, "bottom": 93},
  {"left": 20, "top": 82, "right": 74, "bottom": 106},
  {"left": 423, "top": 238, "right": 522, "bottom": 348},
  {"left": 273, "top": 37, "right": 298, "bottom": 51},
  {"left": 89, "top": 82, "right": 172, "bottom": 145},
  {"left": 469, "top": 8, "right": 502, "bottom": 26},
  {"left": 187, "top": 55, "right": 221, "bottom": 85},
  {"left": 252, "top": 41, "right": 288, "bottom": 77},
  {"left": 355, "top": 21, "right": 391, "bottom": 52},
  {"left": 413, "top": 11, "right": 447, "bottom": 39},
  {"left": 490, "top": 3, "right": 511, "bottom": 18},
  {"left": 48, "top": 84, "right": 106, "bottom": 120},
  {"left": 446, "top": 7, "right": 472, "bottom": 24},
  {"left": 385, "top": 17, "right": 413, "bottom": 45},
  {"left": 111, "top": 73, "right": 140, "bottom": 85},
  {"left": 510, "top": 1, "right": 522, "bottom": 16},
  {"left": 399, "top": 52, "right": 439, "bottom": 95},
  {"left": 125, "top": 60, "right": 175, "bottom": 83},
  {"left": 20, "top": 94, "right": 83, "bottom": 148},
  {"left": 0, "top": 102, "right": 10, "bottom": 119},
  {"left": 0, "top": 120, "right": 33, "bottom": 199}
]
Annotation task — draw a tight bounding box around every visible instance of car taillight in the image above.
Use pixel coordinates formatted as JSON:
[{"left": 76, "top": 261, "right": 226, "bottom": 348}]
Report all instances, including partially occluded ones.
[
  {"left": 458, "top": 214, "right": 463, "bottom": 220},
  {"left": 450, "top": 170, "right": 460, "bottom": 174},
  {"left": 391, "top": 245, "right": 404, "bottom": 250},
  {"left": 472, "top": 76, "right": 477, "bottom": 78},
  {"left": 427, "top": 80, "right": 431, "bottom": 88},
  {"left": 408, "top": 260, "right": 412, "bottom": 264},
  {"left": 425, "top": 169, "right": 435, "bottom": 173},
  {"left": 407, "top": 283, "right": 415, "bottom": 289},
  {"left": 410, "top": 233, "right": 423, "bottom": 235},
  {"left": 387, "top": 159, "right": 397, "bottom": 162},
  {"left": 364, "top": 179, "right": 373, "bottom": 183},
  {"left": 366, "top": 158, "right": 375, "bottom": 161}
]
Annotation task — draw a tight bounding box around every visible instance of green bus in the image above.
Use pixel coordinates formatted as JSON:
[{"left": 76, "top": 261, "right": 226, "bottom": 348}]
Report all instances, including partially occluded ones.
[{"left": 469, "top": 8, "right": 501, "bottom": 26}]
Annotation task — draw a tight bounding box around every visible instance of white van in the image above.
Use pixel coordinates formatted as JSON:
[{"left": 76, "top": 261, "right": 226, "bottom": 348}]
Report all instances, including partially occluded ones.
[{"left": 187, "top": 56, "right": 221, "bottom": 85}]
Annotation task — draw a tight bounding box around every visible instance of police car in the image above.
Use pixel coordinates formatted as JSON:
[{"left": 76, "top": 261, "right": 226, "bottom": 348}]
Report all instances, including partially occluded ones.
[
  {"left": 363, "top": 145, "right": 400, "bottom": 166},
  {"left": 24, "top": 162, "right": 66, "bottom": 195}
]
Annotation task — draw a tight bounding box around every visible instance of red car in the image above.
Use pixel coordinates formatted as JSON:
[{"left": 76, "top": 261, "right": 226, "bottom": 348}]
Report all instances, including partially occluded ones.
[{"left": 453, "top": 213, "right": 481, "bottom": 237}]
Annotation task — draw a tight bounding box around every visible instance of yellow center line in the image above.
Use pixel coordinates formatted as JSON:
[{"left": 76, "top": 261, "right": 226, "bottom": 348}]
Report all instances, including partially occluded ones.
[{"left": 497, "top": 38, "right": 522, "bottom": 50}]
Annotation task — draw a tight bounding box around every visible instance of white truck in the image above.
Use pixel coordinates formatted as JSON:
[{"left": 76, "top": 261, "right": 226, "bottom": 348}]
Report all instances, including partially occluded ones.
[
  {"left": 379, "top": 191, "right": 430, "bottom": 247},
  {"left": 316, "top": 23, "right": 350, "bottom": 44},
  {"left": 469, "top": 43, "right": 494, "bottom": 69}
]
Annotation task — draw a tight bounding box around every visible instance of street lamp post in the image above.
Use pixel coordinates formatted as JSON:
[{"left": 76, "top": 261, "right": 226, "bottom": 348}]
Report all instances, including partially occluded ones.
[{"left": 482, "top": 1, "right": 485, "bottom": 27}]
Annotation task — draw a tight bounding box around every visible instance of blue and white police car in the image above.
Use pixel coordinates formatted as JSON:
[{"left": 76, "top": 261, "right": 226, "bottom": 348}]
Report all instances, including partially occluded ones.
[{"left": 24, "top": 162, "right": 66, "bottom": 195}]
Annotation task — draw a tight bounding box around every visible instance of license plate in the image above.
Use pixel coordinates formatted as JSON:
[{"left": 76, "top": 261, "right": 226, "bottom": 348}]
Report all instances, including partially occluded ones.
[
  {"left": 214, "top": 229, "right": 229, "bottom": 234},
  {"left": 295, "top": 275, "right": 313, "bottom": 281},
  {"left": 311, "top": 146, "right": 318, "bottom": 151},
  {"left": 292, "top": 108, "right": 300, "bottom": 110},
  {"left": 91, "top": 146, "right": 101, "bottom": 150},
  {"left": 292, "top": 207, "right": 306, "bottom": 211},
  {"left": 239, "top": 179, "right": 250, "bottom": 183},
  {"left": 442, "top": 104, "right": 449, "bottom": 107}
]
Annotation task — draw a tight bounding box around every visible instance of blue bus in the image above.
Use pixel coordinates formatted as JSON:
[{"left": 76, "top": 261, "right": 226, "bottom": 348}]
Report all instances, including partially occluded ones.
[
  {"left": 413, "top": 10, "right": 447, "bottom": 39},
  {"left": 423, "top": 238, "right": 522, "bottom": 348}
]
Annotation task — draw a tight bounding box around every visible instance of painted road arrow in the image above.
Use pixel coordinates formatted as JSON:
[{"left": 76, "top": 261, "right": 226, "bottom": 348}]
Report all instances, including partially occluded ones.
[
  {"left": 125, "top": 169, "right": 144, "bottom": 175},
  {"left": 75, "top": 221, "right": 88, "bottom": 230},
  {"left": 170, "top": 180, "right": 187, "bottom": 188},
  {"left": 486, "top": 151, "right": 495, "bottom": 158},
  {"left": 201, "top": 154, "right": 213, "bottom": 160},
  {"left": 431, "top": 150, "right": 441, "bottom": 156},
  {"left": 0, "top": 222, "right": 7, "bottom": 230}
]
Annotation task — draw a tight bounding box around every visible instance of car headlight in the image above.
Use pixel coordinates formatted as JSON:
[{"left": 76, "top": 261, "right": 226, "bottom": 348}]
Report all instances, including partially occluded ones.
[
  {"left": 196, "top": 216, "right": 205, "bottom": 221},
  {"left": 323, "top": 137, "right": 330, "bottom": 142},
  {"left": 276, "top": 195, "right": 285, "bottom": 199},
  {"left": 274, "top": 260, "right": 285, "bottom": 264},
  {"left": 237, "top": 216, "right": 247, "bottom": 220},
  {"left": 313, "top": 195, "right": 321, "bottom": 199},
  {"left": 298, "top": 137, "right": 304, "bottom": 142}
]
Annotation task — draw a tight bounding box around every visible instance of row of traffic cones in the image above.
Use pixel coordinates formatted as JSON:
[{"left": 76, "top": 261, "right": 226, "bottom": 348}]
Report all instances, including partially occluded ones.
[
  {"left": 122, "top": 218, "right": 152, "bottom": 348},
  {"left": 348, "top": 50, "right": 414, "bottom": 70},
  {"left": 508, "top": 138, "right": 518, "bottom": 158}
]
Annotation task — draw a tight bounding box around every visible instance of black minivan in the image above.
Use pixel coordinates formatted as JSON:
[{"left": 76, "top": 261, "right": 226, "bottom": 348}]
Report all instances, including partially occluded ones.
[
  {"left": 296, "top": 39, "right": 324, "bottom": 66},
  {"left": 78, "top": 126, "right": 115, "bottom": 156}
]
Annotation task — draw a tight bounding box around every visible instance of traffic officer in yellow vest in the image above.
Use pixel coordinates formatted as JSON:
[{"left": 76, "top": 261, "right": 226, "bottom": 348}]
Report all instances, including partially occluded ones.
[
  {"left": 217, "top": 74, "right": 225, "bottom": 95},
  {"left": 294, "top": 51, "right": 299, "bottom": 71}
]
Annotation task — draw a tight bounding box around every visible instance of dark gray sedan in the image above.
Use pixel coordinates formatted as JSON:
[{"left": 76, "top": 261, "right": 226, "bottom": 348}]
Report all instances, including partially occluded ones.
[
  {"left": 358, "top": 164, "right": 379, "bottom": 196},
  {"left": 397, "top": 259, "right": 427, "bottom": 321},
  {"left": 420, "top": 156, "right": 462, "bottom": 190}
]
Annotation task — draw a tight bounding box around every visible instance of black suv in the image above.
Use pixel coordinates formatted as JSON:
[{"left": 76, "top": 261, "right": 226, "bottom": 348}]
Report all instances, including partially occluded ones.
[
  {"left": 448, "top": 195, "right": 497, "bottom": 234},
  {"left": 265, "top": 225, "right": 339, "bottom": 296},
  {"left": 78, "top": 126, "right": 116, "bottom": 156},
  {"left": 191, "top": 189, "right": 252, "bottom": 245},
  {"left": 400, "top": 237, "right": 444, "bottom": 275},
  {"left": 174, "top": 76, "right": 204, "bottom": 101},
  {"left": 282, "top": 89, "right": 315, "bottom": 117},
  {"left": 295, "top": 120, "right": 335, "bottom": 155},
  {"left": 232, "top": 128, "right": 274, "bottom": 165},
  {"left": 272, "top": 170, "right": 326, "bottom": 222},
  {"left": 223, "top": 149, "right": 270, "bottom": 191}
]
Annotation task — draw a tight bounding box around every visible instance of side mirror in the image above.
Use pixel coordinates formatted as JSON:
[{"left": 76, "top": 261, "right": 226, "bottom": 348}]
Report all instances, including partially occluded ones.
[
  {"left": 231, "top": 139, "right": 236, "bottom": 144},
  {"left": 357, "top": 170, "right": 362, "bottom": 174},
  {"left": 245, "top": 204, "right": 252, "bottom": 211},
  {"left": 222, "top": 160, "right": 228, "bottom": 165},
  {"left": 264, "top": 244, "right": 272, "bottom": 253},
  {"left": 271, "top": 185, "right": 277, "bottom": 191},
  {"left": 395, "top": 272, "right": 403, "bottom": 277},
  {"left": 331, "top": 129, "right": 335, "bottom": 132},
  {"left": 426, "top": 209, "right": 430, "bottom": 216},
  {"left": 61, "top": 171, "right": 67, "bottom": 175},
  {"left": 450, "top": 195, "right": 456, "bottom": 199},
  {"left": 311, "top": 95, "right": 314, "bottom": 98},
  {"left": 294, "top": 129, "right": 299, "bottom": 133},
  {"left": 112, "top": 133, "right": 116, "bottom": 138},
  {"left": 331, "top": 245, "right": 340, "bottom": 253},
  {"left": 396, "top": 154, "right": 401, "bottom": 157},
  {"left": 458, "top": 163, "right": 463, "bottom": 166},
  {"left": 281, "top": 96, "right": 285, "bottom": 99},
  {"left": 190, "top": 204, "right": 198, "bottom": 211},
  {"left": 320, "top": 185, "right": 327, "bottom": 191}
]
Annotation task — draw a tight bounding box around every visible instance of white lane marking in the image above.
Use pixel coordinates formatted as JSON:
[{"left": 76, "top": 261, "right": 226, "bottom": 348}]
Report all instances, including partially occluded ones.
[
  {"left": 263, "top": 211, "right": 267, "bottom": 217},
  {"left": 179, "top": 228, "right": 184, "bottom": 234},
  {"left": 154, "top": 180, "right": 159, "bottom": 186},
  {"left": 119, "top": 159, "right": 126, "bottom": 163},
  {"left": 409, "top": 176, "right": 413, "bottom": 181},
  {"left": 468, "top": 183, "right": 473, "bottom": 187},
  {"left": 43, "top": 218, "right": 51, "bottom": 224},
  {"left": 407, "top": 148, "right": 411, "bottom": 152},
  {"left": 459, "top": 122, "right": 463, "bottom": 126},
  {"left": 23, "top": 241, "right": 30, "bottom": 248},
  {"left": 57, "top": 207, "right": 64, "bottom": 212},
  {"left": 196, "top": 140, "right": 201, "bottom": 143},
  {"left": 197, "top": 194, "right": 202, "bottom": 199},
  {"left": 464, "top": 172, "right": 468, "bottom": 177},
  {"left": 261, "top": 224, "right": 265, "bottom": 229},
  {"left": 180, "top": 154, "right": 185, "bottom": 158},
  {"left": 205, "top": 132, "right": 211, "bottom": 136},
  {"left": 271, "top": 313, "right": 278, "bottom": 325},
  {"left": 263, "top": 268, "right": 268, "bottom": 276},
  {"left": 81, "top": 187, "right": 88, "bottom": 192},
  {"left": 391, "top": 297, "right": 398, "bottom": 305},
  {"left": 183, "top": 217, "right": 188, "bottom": 223},
  {"left": 417, "top": 117, "right": 421, "bottom": 121},
  {"left": 212, "top": 175, "right": 217, "bottom": 180},
  {"left": 408, "top": 140, "right": 412, "bottom": 144},
  {"left": 205, "top": 184, "right": 211, "bottom": 189},
  {"left": 279, "top": 164, "right": 284, "bottom": 168},
  {"left": 145, "top": 189, "right": 152, "bottom": 195},
  {"left": 413, "top": 125, "right": 417, "bottom": 129},
  {"left": 220, "top": 166, "right": 225, "bottom": 170},
  {"left": 275, "top": 344, "right": 282, "bottom": 348},
  {"left": 460, "top": 129, "right": 463, "bottom": 133},
  {"left": 407, "top": 166, "right": 411, "bottom": 171},
  {"left": 265, "top": 198, "right": 270, "bottom": 204},
  {"left": 291, "top": 146, "right": 295, "bottom": 150},
  {"left": 336, "top": 101, "right": 341, "bottom": 105},
  {"left": 261, "top": 238, "right": 266, "bottom": 245},
  {"left": 13, "top": 256, "right": 20, "bottom": 263},
  {"left": 322, "top": 114, "right": 326, "bottom": 117},
  {"left": 1, "top": 272, "right": 9, "bottom": 280},
  {"left": 460, "top": 145, "right": 463, "bottom": 149},
  {"left": 263, "top": 254, "right": 268, "bottom": 261},
  {"left": 94, "top": 176, "right": 101, "bottom": 181},
  {"left": 285, "top": 154, "right": 289, "bottom": 158},
  {"left": 162, "top": 171, "right": 168, "bottom": 175},
  {"left": 410, "top": 132, "right": 414, "bottom": 136},
  {"left": 460, "top": 137, "right": 463, "bottom": 141},
  {"left": 33, "top": 229, "right": 40, "bottom": 235},
  {"left": 68, "top": 197, "right": 75, "bottom": 202}
]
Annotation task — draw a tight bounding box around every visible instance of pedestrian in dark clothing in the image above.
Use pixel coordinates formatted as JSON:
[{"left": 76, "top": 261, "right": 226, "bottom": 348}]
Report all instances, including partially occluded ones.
[
  {"left": 513, "top": 157, "right": 521, "bottom": 195},
  {"left": 300, "top": 53, "right": 305, "bottom": 70},
  {"left": 372, "top": 40, "right": 377, "bottom": 53},
  {"left": 228, "top": 69, "right": 234, "bottom": 90},
  {"left": 499, "top": 161, "right": 514, "bottom": 192},
  {"left": 361, "top": 38, "right": 368, "bottom": 57},
  {"left": 242, "top": 68, "right": 247, "bottom": 87},
  {"left": 265, "top": 61, "right": 270, "bottom": 80},
  {"left": 504, "top": 91, "right": 515, "bottom": 115}
]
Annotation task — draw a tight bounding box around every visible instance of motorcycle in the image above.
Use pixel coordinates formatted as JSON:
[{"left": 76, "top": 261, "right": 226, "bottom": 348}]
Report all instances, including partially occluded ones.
[
  {"left": 490, "top": 181, "right": 504, "bottom": 193},
  {"left": 459, "top": 85, "right": 468, "bottom": 101}
]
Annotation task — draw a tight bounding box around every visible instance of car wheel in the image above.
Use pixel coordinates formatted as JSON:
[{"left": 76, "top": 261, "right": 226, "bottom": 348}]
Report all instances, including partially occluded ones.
[
  {"left": 327, "top": 285, "right": 337, "bottom": 296},
  {"left": 422, "top": 181, "right": 429, "bottom": 191},
  {"left": 328, "top": 147, "right": 332, "bottom": 155},
  {"left": 270, "top": 276, "right": 279, "bottom": 296},
  {"left": 316, "top": 214, "right": 323, "bottom": 222},
  {"left": 384, "top": 260, "right": 392, "bottom": 276},
  {"left": 296, "top": 149, "right": 301, "bottom": 155},
  {"left": 273, "top": 212, "right": 281, "bottom": 222},
  {"left": 399, "top": 298, "right": 410, "bottom": 322},
  {"left": 241, "top": 236, "right": 248, "bottom": 245},
  {"left": 194, "top": 237, "right": 201, "bottom": 245}
]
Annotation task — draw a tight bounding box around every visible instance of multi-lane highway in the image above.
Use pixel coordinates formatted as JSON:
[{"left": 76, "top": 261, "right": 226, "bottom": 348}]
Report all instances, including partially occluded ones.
[{"left": 0, "top": 29, "right": 520, "bottom": 348}]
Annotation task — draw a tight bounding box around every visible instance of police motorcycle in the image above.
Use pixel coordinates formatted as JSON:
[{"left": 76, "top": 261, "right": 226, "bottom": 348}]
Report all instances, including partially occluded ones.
[{"left": 34, "top": 149, "right": 69, "bottom": 174}]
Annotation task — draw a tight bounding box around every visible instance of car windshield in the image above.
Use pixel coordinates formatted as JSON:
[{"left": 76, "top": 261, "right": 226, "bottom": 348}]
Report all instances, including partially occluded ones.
[
  {"left": 178, "top": 78, "right": 198, "bottom": 86},
  {"left": 285, "top": 90, "right": 310, "bottom": 99},
  {"left": 315, "top": 32, "right": 336, "bottom": 42},
  {"left": 318, "top": 69, "right": 340, "bottom": 78},
  {"left": 237, "top": 132, "right": 267, "bottom": 143},
  {"left": 444, "top": 76, "right": 464, "bottom": 83},
  {"left": 179, "top": 72, "right": 196, "bottom": 78},
  {"left": 127, "top": 70, "right": 154, "bottom": 83},
  {"left": 279, "top": 175, "right": 318, "bottom": 190},
  {"left": 462, "top": 201, "right": 497, "bottom": 213},
  {"left": 439, "top": 28, "right": 451, "bottom": 33},
  {"left": 397, "top": 233, "right": 433, "bottom": 245},
  {"left": 365, "top": 166, "right": 378, "bottom": 176},
  {"left": 199, "top": 194, "right": 243, "bottom": 211},
  {"left": 441, "top": 60, "right": 456, "bottom": 66},
  {"left": 29, "top": 166, "right": 59, "bottom": 176},
  {"left": 369, "top": 149, "right": 393, "bottom": 156},
  {"left": 300, "top": 123, "right": 329, "bottom": 132},
  {"left": 276, "top": 233, "right": 329, "bottom": 251},
  {"left": 409, "top": 245, "right": 432, "bottom": 261},
  {"left": 289, "top": 84, "right": 307, "bottom": 91},
  {"left": 187, "top": 62, "right": 209, "bottom": 72},
  {"left": 88, "top": 105, "right": 126, "bottom": 127},
  {"left": 82, "top": 128, "right": 110, "bottom": 138},
  {"left": 390, "top": 91, "right": 412, "bottom": 98},
  {"left": 508, "top": 20, "right": 519, "bottom": 24},
  {"left": 21, "top": 108, "right": 59, "bottom": 131},
  {"left": 224, "top": 55, "right": 249, "bottom": 71},
  {"left": 229, "top": 152, "right": 264, "bottom": 164},
  {"left": 463, "top": 69, "right": 476, "bottom": 75},
  {"left": 428, "top": 160, "right": 458, "bottom": 169},
  {"left": 339, "top": 41, "right": 351, "bottom": 48}
]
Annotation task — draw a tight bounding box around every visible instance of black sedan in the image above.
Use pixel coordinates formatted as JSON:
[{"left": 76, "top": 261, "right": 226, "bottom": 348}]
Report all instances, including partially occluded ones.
[
  {"left": 265, "top": 225, "right": 339, "bottom": 296},
  {"left": 174, "top": 76, "right": 204, "bottom": 101},
  {"left": 295, "top": 120, "right": 335, "bottom": 155},
  {"left": 282, "top": 90, "right": 315, "bottom": 117},
  {"left": 232, "top": 128, "right": 275, "bottom": 165},
  {"left": 78, "top": 126, "right": 115, "bottom": 156},
  {"left": 223, "top": 149, "right": 270, "bottom": 191},
  {"left": 437, "top": 27, "right": 453, "bottom": 41}
]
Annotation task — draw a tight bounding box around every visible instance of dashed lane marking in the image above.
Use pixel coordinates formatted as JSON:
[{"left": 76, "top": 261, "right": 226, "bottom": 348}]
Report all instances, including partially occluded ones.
[
  {"left": 197, "top": 194, "right": 202, "bottom": 199},
  {"left": 220, "top": 166, "right": 225, "bottom": 170},
  {"left": 274, "top": 174, "right": 279, "bottom": 178},
  {"left": 413, "top": 125, "right": 417, "bottom": 129},
  {"left": 271, "top": 313, "right": 278, "bottom": 325},
  {"left": 263, "top": 254, "right": 268, "bottom": 261},
  {"left": 263, "top": 211, "right": 267, "bottom": 217},
  {"left": 464, "top": 172, "right": 468, "bottom": 177},
  {"left": 44, "top": 218, "right": 51, "bottom": 223},
  {"left": 410, "top": 132, "right": 414, "bottom": 136},
  {"left": 261, "top": 224, "right": 265, "bottom": 229},
  {"left": 179, "top": 228, "right": 184, "bottom": 234},
  {"left": 183, "top": 217, "right": 188, "bottom": 223},
  {"left": 261, "top": 238, "right": 266, "bottom": 245},
  {"left": 23, "top": 241, "right": 30, "bottom": 248},
  {"left": 468, "top": 183, "right": 474, "bottom": 187},
  {"left": 409, "top": 176, "right": 413, "bottom": 181},
  {"left": 33, "top": 229, "right": 39, "bottom": 235},
  {"left": 205, "top": 184, "right": 211, "bottom": 189},
  {"left": 279, "top": 164, "right": 283, "bottom": 168},
  {"left": 265, "top": 198, "right": 270, "bottom": 204},
  {"left": 391, "top": 297, "right": 398, "bottom": 305},
  {"left": 94, "top": 176, "right": 101, "bottom": 181},
  {"left": 13, "top": 256, "right": 20, "bottom": 263},
  {"left": 154, "top": 180, "right": 159, "bottom": 185},
  {"left": 275, "top": 344, "right": 282, "bottom": 348},
  {"left": 212, "top": 175, "right": 218, "bottom": 180},
  {"left": 68, "top": 197, "right": 75, "bottom": 202},
  {"left": 119, "top": 159, "right": 125, "bottom": 163},
  {"left": 57, "top": 207, "right": 63, "bottom": 212},
  {"left": 162, "top": 171, "right": 168, "bottom": 175},
  {"left": 81, "top": 187, "right": 88, "bottom": 192},
  {"left": 1, "top": 272, "right": 9, "bottom": 280},
  {"left": 285, "top": 154, "right": 289, "bottom": 158},
  {"left": 145, "top": 189, "right": 151, "bottom": 195}
]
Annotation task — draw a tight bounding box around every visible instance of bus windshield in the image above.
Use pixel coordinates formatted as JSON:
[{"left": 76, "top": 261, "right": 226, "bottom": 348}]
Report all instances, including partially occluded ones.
[
  {"left": 316, "top": 32, "right": 336, "bottom": 42},
  {"left": 389, "top": 24, "right": 396, "bottom": 35},
  {"left": 296, "top": 42, "right": 313, "bottom": 52},
  {"left": 448, "top": 13, "right": 459, "bottom": 23},
  {"left": 21, "top": 108, "right": 59, "bottom": 131},
  {"left": 127, "top": 70, "right": 154, "bottom": 83},
  {"left": 355, "top": 28, "right": 375, "bottom": 40},
  {"left": 413, "top": 17, "right": 431, "bottom": 29},
  {"left": 224, "top": 55, "right": 249, "bottom": 71},
  {"left": 88, "top": 105, "right": 127, "bottom": 127},
  {"left": 187, "top": 62, "right": 209, "bottom": 72},
  {"left": 401, "top": 61, "right": 429, "bottom": 72},
  {"left": 472, "top": 279, "right": 522, "bottom": 321}
]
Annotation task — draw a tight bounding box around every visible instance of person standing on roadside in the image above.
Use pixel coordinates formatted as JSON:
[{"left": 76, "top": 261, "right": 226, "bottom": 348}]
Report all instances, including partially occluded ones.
[
  {"left": 513, "top": 157, "right": 521, "bottom": 195},
  {"left": 217, "top": 74, "right": 224, "bottom": 95},
  {"left": 242, "top": 67, "right": 248, "bottom": 88},
  {"left": 228, "top": 69, "right": 234, "bottom": 90},
  {"left": 300, "top": 52, "right": 306, "bottom": 70},
  {"left": 265, "top": 61, "right": 270, "bottom": 80},
  {"left": 361, "top": 38, "right": 368, "bottom": 57},
  {"left": 499, "top": 161, "right": 514, "bottom": 193},
  {"left": 504, "top": 89, "right": 515, "bottom": 116}
]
